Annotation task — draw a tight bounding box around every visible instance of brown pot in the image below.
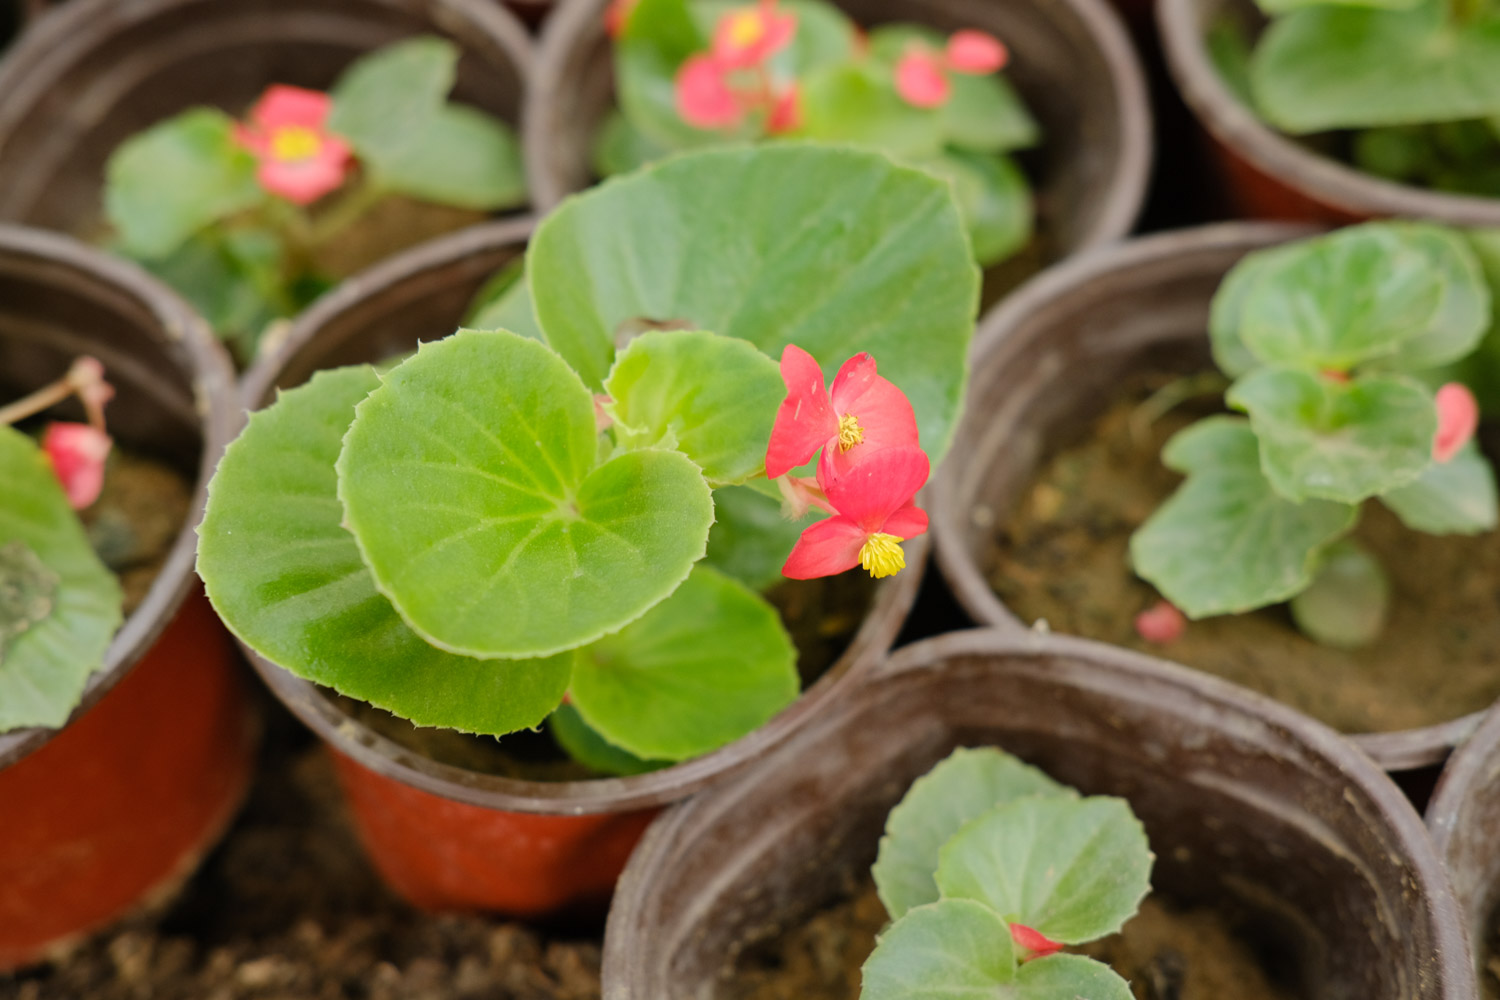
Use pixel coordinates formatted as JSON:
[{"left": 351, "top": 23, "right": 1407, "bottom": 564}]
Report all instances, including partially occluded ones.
[
  {"left": 523, "top": 0, "right": 1152, "bottom": 269},
  {"left": 928, "top": 222, "right": 1493, "bottom": 772},
  {"left": 0, "top": 225, "right": 253, "bottom": 969},
  {"left": 0, "top": 0, "right": 532, "bottom": 236},
  {"left": 236, "top": 218, "right": 928, "bottom": 918},
  {"left": 1156, "top": 0, "right": 1500, "bottom": 226},
  {"left": 603, "top": 627, "right": 1473, "bottom": 999}
]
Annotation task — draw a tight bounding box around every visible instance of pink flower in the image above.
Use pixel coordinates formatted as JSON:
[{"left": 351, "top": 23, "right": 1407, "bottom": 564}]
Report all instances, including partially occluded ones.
[
  {"left": 711, "top": 0, "right": 797, "bottom": 69},
  {"left": 605, "top": 0, "right": 640, "bottom": 37},
  {"left": 1009, "top": 923, "right": 1063, "bottom": 961},
  {"left": 946, "top": 30, "right": 1007, "bottom": 74},
  {"left": 234, "top": 85, "right": 353, "bottom": 205},
  {"left": 765, "top": 345, "right": 918, "bottom": 480},
  {"left": 676, "top": 55, "right": 745, "bottom": 130},
  {"left": 1433, "top": 382, "right": 1479, "bottom": 464},
  {"left": 767, "top": 83, "right": 802, "bottom": 134},
  {"left": 782, "top": 445, "right": 929, "bottom": 580},
  {"left": 895, "top": 49, "right": 950, "bottom": 108},
  {"left": 43, "top": 422, "right": 111, "bottom": 510},
  {"left": 1135, "top": 600, "right": 1186, "bottom": 645}
]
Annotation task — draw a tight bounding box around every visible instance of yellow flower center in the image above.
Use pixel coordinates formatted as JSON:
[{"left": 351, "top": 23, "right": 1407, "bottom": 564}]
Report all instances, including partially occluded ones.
[
  {"left": 837, "top": 413, "right": 864, "bottom": 451},
  {"left": 726, "top": 9, "right": 767, "bottom": 48},
  {"left": 270, "top": 126, "right": 323, "bottom": 162},
  {"left": 860, "top": 533, "right": 905, "bottom": 578}
]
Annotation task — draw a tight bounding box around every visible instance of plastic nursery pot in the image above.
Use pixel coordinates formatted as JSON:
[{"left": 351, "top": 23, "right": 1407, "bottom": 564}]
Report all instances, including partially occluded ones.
[
  {"left": 603, "top": 627, "right": 1473, "bottom": 1000},
  {"left": 237, "top": 218, "right": 929, "bottom": 919},
  {"left": 523, "top": 0, "right": 1153, "bottom": 272},
  {"left": 0, "top": 0, "right": 532, "bottom": 237},
  {"left": 1157, "top": 0, "right": 1500, "bottom": 226},
  {"left": 0, "top": 226, "right": 252, "bottom": 970},
  {"left": 928, "top": 221, "right": 1499, "bottom": 773}
]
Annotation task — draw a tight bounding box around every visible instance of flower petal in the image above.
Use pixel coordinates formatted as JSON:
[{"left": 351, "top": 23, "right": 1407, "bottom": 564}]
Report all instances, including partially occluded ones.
[
  {"left": 251, "top": 84, "right": 333, "bottom": 130},
  {"left": 782, "top": 515, "right": 866, "bottom": 579},
  {"left": 946, "top": 30, "right": 1007, "bottom": 74},
  {"left": 1434, "top": 382, "right": 1479, "bottom": 464},
  {"left": 825, "top": 361, "right": 919, "bottom": 478},
  {"left": 895, "top": 50, "right": 950, "bottom": 108},
  {"left": 881, "top": 503, "right": 928, "bottom": 539},
  {"left": 766, "top": 343, "right": 837, "bottom": 478},
  {"left": 767, "top": 83, "right": 802, "bottom": 134},
  {"left": 258, "top": 153, "right": 348, "bottom": 205},
  {"left": 712, "top": 2, "right": 797, "bottom": 68},
  {"left": 819, "top": 444, "right": 929, "bottom": 531},
  {"left": 675, "top": 55, "right": 744, "bottom": 130},
  {"left": 43, "top": 422, "right": 111, "bottom": 510}
]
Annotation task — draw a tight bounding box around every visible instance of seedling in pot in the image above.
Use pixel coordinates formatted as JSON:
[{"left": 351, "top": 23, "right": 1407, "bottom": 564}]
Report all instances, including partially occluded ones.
[
  {"left": 0, "top": 357, "right": 124, "bottom": 733},
  {"left": 1131, "top": 222, "right": 1500, "bottom": 648},
  {"left": 197, "top": 144, "right": 979, "bottom": 776},
  {"left": 103, "top": 37, "right": 527, "bottom": 361},
  {"left": 863, "top": 747, "right": 1153, "bottom": 1000},
  {"left": 595, "top": 0, "right": 1040, "bottom": 268}
]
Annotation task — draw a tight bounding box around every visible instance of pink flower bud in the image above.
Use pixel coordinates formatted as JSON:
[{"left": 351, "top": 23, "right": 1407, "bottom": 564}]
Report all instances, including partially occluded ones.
[
  {"left": 675, "top": 55, "right": 744, "bottom": 130},
  {"left": 767, "top": 83, "right": 802, "bottom": 134},
  {"left": 1135, "top": 599, "right": 1186, "bottom": 645},
  {"left": 895, "top": 49, "right": 950, "bottom": 108},
  {"left": 43, "top": 422, "right": 111, "bottom": 509},
  {"left": 66, "top": 355, "right": 114, "bottom": 428},
  {"left": 945, "top": 30, "right": 1007, "bottom": 74},
  {"left": 593, "top": 394, "right": 614, "bottom": 432},
  {"left": 1009, "top": 923, "right": 1064, "bottom": 960},
  {"left": 1433, "top": 382, "right": 1479, "bottom": 464}
]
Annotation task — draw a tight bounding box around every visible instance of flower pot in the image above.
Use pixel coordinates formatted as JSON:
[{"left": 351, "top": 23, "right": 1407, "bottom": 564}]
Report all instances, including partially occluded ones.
[
  {"left": 0, "top": 0, "right": 532, "bottom": 255},
  {"left": 930, "top": 222, "right": 1498, "bottom": 773},
  {"left": 602, "top": 627, "right": 1473, "bottom": 999},
  {"left": 0, "top": 225, "right": 252, "bottom": 970},
  {"left": 523, "top": 0, "right": 1152, "bottom": 286},
  {"left": 1156, "top": 0, "right": 1500, "bottom": 226},
  {"left": 236, "top": 218, "right": 928, "bottom": 918}
]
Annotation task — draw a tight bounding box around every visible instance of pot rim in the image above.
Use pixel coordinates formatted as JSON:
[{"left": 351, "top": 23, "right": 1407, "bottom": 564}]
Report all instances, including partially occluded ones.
[
  {"left": 933, "top": 221, "right": 1485, "bottom": 772},
  {"left": 604, "top": 625, "right": 1475, "bottom": 998},
  {"left": 0, "top": 224, "right": 240, "bottom": 770},
  {"left": 522, "top": 0, "right": 1154, "bottom": 252},
  {"left": 1156, "top": 0, "right": 1500, "bottom": 226},
  {"left": 1427, "top": 693, "right": 1500, "bottom": 862},
  {"left": 235, "top": 217, "right": 928, "bottom": 816}
]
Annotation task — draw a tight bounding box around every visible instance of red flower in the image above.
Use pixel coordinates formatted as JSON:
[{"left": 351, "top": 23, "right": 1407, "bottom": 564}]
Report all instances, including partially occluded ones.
[
  {"left": 676, "top": 55, "right": 745, "bottom": 130},
  {"left": 234, "top": 85, "right": 353, "bottom": 205},
  {"left": 946, "top": 30, "right": 1008, "bottom": 74},
  {"left": 1009, "top": 923, "right": 1063, "bottom": 961},
  {"left": 895, "top": 29, "right": 1010, "bottom": 109},
  {"left": 765, "top": 345, "right": 918, "bottom": 480},
  {"left": 1135, "top": 599, "right": 1186, "bottom": 645},
  {"left": 767, "top": 82, "right": 802, "bottom": 134},
  {"left": 1433, "top": 382, "right": 1479, "bottom": 464},
  {"left": 43, "top": 423, "right": 111, "bottom": 510},
  {"left": 782, "top": 445, "right": 929, "bottom": 580},
  {"left": 711, "top": 0, "right": 797, "bottom": 69}
]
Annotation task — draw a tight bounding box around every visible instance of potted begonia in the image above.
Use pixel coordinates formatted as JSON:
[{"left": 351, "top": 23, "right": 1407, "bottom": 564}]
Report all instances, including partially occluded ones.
[
  {"left": 934, "top": 221, "right": 1500, "bottom": 771},
  {"left": 199, "top": 144, "right": 979, "bottom": 915},
  {"left": 0, "top": 225, "right": 251, "bottom": 969}
]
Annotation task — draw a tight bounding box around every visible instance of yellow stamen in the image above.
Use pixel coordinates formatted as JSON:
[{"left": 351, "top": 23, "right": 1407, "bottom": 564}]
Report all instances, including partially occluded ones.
[
  {"left": 860, "top": 533, "right": 905, "bottom": 578},
  {"left": 727, "top": 9, "right": 766, "bottom": 47},
  {"left": 270, "top": 126, "right": 323, "bottom": 162},
  {"left": 837, "top": 413, "right": 864, "bottom": 451}
]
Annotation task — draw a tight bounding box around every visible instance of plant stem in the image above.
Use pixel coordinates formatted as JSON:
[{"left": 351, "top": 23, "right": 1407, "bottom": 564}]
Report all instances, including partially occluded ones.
[
  {"left": 1127, "top": 371, "right": 1231, "bottom": 448},
  {"left": 0, "top": 380, "right": 71, "bottom": 428},
  {"left": 308, "top": 177, "right": 385, "bottom": 246}
]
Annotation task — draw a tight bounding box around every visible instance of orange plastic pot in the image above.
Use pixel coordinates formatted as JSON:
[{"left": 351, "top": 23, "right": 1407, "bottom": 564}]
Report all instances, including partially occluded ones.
[
  {"left": 0, "top": 226, "right": 250, "bottom": 969},
  {"left": 236, "top": 219, "right": 927, "bottom": 917}
]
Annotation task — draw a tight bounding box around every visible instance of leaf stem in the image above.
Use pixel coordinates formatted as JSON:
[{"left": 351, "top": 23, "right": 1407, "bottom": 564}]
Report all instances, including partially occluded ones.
[
  {"left": 1127, "top": 371, "right": 1231, "bottom": 448},
  {"left": 308, "top": 176, "right": 386, "bottom": 246}
]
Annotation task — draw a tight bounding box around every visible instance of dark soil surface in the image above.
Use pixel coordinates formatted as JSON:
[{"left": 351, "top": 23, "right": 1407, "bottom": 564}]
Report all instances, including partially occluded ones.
[
  {"left": 81, "top": 448, "right": 192, "bottom": 615},
  {"left": 722, "top": 875, "right": 1297, "bottom": 1000},
  {"left": 986, "top": 374, "right": 1500, "bottom": 736}
]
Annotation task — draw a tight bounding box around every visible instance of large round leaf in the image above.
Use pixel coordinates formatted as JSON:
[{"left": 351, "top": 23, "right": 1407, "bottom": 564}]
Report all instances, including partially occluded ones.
[
  {"left": 197, "top": 366, "right": 573, "bottom": 736},
  {"left": 337, "top": 330, "right": 713, "bottom": 659},
  {"left": 526, "top": 145, "right": 979, "bottom": 464}
]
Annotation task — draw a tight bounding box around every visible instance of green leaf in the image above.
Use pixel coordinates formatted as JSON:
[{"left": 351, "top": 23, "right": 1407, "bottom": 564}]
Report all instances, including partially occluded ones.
[
  {"left": 861, "top": 900, "right": 1018, "bottom": 1000},
  {"left": 1130, "top": 417, "right": 1359, "bottom": 618},
  {"left": 104, "top": 108, "right": 263, "bottom": 259},
  {"left": 329, "top": 36, "right": 457, "bottom": 163},
  {"left": 465, "top": 259, "right": 545, "bottom": 342},
  {"left": 620, "top": 0, "right": 703, "bottom": 61},
  {"left": 527, "top": 145, "right": 978, "bottom": 463},
  {"left": 798, "top": 62, "right": 945, "bottom": 159},
  {"left": 704, "top": 484, "right": 810, "bottom": 591},
  {"left": 1251, "top": 4, "right": 1500, "bottom": 133},
  {"left": 1209, "top": 243, "right": 1299, "bottom": 379},
  {"left": 592, "top": 109, "right": 672, "bottom": 178},
  {"left": 370, "top": 105, "right": 526, "bottom": 211},
  {"left": 141, "top": 227, "right": 288, "bottom": 357},
  {"left": 0, "top": 428, "right": 123, "bottom": 732},
  {"left": 1381, "top": 442, "right": 1499, "bottom": 533},
  {"left": 1000, "top": 956, "right": 1136, "bottom": 1000},
  {"left": 614, "top": 0, "right": 726, "bottom": 150},
  {"left": 916, "top": 150, "right": 1032, "bottom": 269},
  {"left": 1289, "top": 539, "right": 1389, "bottom": 648},
  {"left": 934, "top": 796, "right": 1152, "bottom": 943},
  {"left": 603, "top": 330, "right": 784, "bottom": 485},
  {"left": 569, "top": 565, "right": 798, "bottom": 760},
  {"left": 1255, "top": 0, "right": 1424, "bottom": 14},
  {"left": 1373, "top": 223, "right": 1490, "bottom": 372},
  {"left": 197, "top": 366, "right": 574, "bottom": 736},
  {"left": 874, "top": 747, "right": 1068, "bottom": 921},
  {"left": 547, "top": 700, "right": 670, "bottom": 775},
  {"left": 1237, "top": 225, "right": 1445, "bottom": 372},
  {"left": 1207, "top": 17, "right": 1256, "bottom": 106},
  {"left": 337, "top": 330, "right": 714, "bottom": 659},
  {"left": 1227, "top": 368, "right": 1436, "bottom": 503}
]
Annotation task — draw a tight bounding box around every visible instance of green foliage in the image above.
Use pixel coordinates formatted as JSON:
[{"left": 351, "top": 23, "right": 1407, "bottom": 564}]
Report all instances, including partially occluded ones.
[
  {"left": 1381, "top": 442, "right": 1499, "bottom": 532},
  {"left": 1289, "top": 539, "right": 1390, "bottom": 648},
  {"left": 703, "top": 484, "right": 813, "bottom": 590},
  {"left": 547, "top": 701, "right": 670, "bottom": 775},
  {"left": 0, "top": 428, "right": 124, "bottom": 733}
]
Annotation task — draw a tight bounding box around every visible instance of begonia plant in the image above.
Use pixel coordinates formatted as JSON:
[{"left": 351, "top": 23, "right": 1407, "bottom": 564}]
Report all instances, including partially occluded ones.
[
  {"left": 103, "top": 37, "right": 526, "bottom": 359},
  {"left": 1131, "top": 222, "right": 1500, "bottom": 648},
  {"left": 0, "top": 357, "right": 124, "bottom": 733},
  {"left": 596, "top": 0, "right": 1040, "bottom": 267},
  {"left": 196, "top": 144, "right": 977, "bottom": 774},
  {"left": 862, "top": 747, "right": 1153, "bottom": 1000}
]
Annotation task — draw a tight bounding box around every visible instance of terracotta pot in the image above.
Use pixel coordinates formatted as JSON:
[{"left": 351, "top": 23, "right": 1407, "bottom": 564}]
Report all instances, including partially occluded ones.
[
  {"left": 1157, "top": 0, "right": 1500, "bottom": 226},
  {"left": 603, "top": 627, "right": 1473, "bottom": 999},
  {"left": 523, "top": 0, "right": 1152, "bottom": 270},
  {"left": 237, "top": 218, "right": 928, "bottom": 918},
  {"left": 1427, "top": 697, "right": 1500, "bottom": 980},
  {"left": 928, "top": 222, "right": 1493, "bottom": 772},
  {"left": 0, "top": 225, "right": 252, "bottom": 970},
  {"left": 0, "top": 0, "right": 533, "bottom": 234}
]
